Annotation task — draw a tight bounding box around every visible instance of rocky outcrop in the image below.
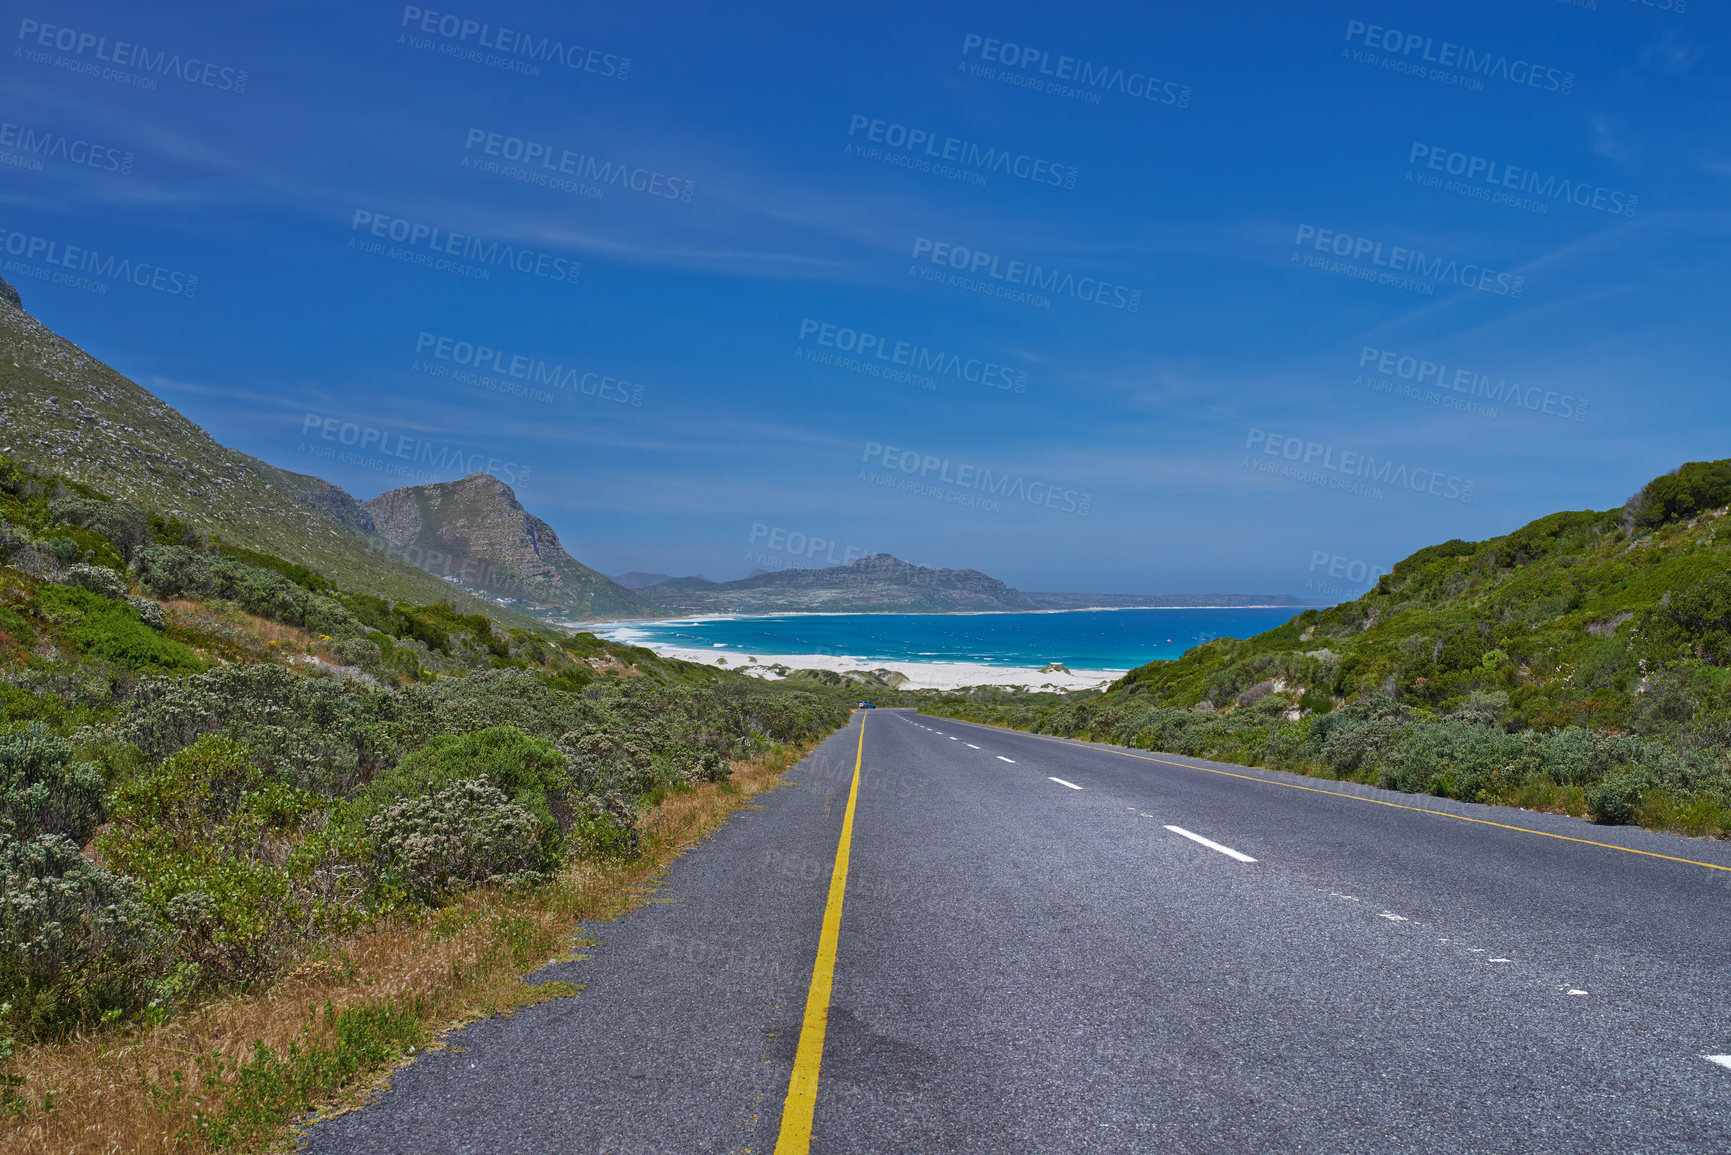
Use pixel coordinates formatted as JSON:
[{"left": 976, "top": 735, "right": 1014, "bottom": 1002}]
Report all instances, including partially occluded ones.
[{"left": 362, "top": 473, "right": 650, "bottom": 619}]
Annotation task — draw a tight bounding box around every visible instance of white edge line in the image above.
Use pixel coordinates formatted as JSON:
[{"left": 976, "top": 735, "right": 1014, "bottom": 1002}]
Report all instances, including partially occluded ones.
[
  {"left": 1163, "top": 825, "right": 1257, "bottom": 863},
  {"left": 1048, "top": 776, "right": 1083, "bottom": 790},
  {"left": 997, "top": 756, "right": 1016, "bottom": 763}
]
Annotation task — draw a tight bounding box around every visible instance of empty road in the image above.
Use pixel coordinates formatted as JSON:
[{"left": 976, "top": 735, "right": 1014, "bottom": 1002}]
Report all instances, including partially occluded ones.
[{"left": 304, "top": 708, "right": 1731, "bottom": 1153}]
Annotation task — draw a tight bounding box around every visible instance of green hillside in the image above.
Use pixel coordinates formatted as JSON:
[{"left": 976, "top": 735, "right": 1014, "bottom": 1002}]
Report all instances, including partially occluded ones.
[
  {"left": 0, "top": 279, "right": 539, "bottom": 624},
  {"left": 1112, "top": 458, "right": 1731, "bottom": 728},
  {"left": 926, "top": 459, "right": 1731, "bottom": 836},
  {"left": 0, "top": 447, "right": 870, "bottom": 1066}
]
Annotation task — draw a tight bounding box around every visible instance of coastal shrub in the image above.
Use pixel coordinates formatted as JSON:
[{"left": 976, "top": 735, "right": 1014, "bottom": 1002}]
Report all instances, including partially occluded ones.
[
  {"left": 1639, "top": 574, "right": 1731, "bottom": 667},
  {"left": 133, "top": 545, "right": 361, "bottom": 638},
  {"left": 117, "top": 664, "right": 397, "bottom": 793},
  {"left": 393, "top": 670, "right": 604, "bottom": 745},
  {"left": 0, "top": 727, "right": 106, "bottom": 843},
  {"left": 1630, "top": 459, "right": 1731, "bottom": 527},
  {"left": 350, "top": 725, "right": 569, "bottom": 853},
  {"left": 34, "top": 584, "right": 203, "bottom": 674},
  {"left": 0, "top": 833, "right": 166, "bottom": 1039},
  {"left": 563, "top": 791, "right": 643, "bottom": 857},
  {"left": 1587, "top": 773, "right": 1646, "bottom": 825},
  {"left": 128, "top": 596, "right": 167, "bottom": 630},
  {"left": 47, "top": 495, "right": 151, "bottom": 561},
  {"left": 58, "top": 563, "right": 127, "bottom": 600},
  {"left": 558, "top": 729, "right": 655, "bottom": 797},
  {"left": 367, "top": 780, "right": 549, "bottom": 904},
  {"left": 100, "top": 736, "right": 356, "bottom": 990}
]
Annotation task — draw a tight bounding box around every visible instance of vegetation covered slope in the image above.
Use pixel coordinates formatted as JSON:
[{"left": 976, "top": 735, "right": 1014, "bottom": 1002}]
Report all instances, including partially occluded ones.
[
  {"left": 925, "top": 460, "right": 1731, "bottom": 836},
  {"left": 0, "top": 449, "right": 871, "bottom": 1060},
  {"left": 0, "top": 277, "right": 544, "bottom": 622}
]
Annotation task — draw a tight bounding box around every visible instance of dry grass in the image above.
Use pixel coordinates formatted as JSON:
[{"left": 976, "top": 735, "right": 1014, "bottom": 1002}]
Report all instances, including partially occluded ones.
[{"left": 0, "top": 738, "right": 818, "bottom": 1155}]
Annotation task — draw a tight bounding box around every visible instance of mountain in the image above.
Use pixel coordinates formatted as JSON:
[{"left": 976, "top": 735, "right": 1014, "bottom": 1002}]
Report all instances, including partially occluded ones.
[
  {"left": 637, "top": 553, "right": 1039, "bottom": 614},
  {"left": 1097, "top": 457, "right": 1731, "bottom": 733},
  {"left": 0, "top": 275, "right": 636, "bottom": 623},
  {"left": 612, "top": 571, "right": 675, "bottom": 589},
  {"left": 362, "top": 474, "right": 650, "bottom": 620}
]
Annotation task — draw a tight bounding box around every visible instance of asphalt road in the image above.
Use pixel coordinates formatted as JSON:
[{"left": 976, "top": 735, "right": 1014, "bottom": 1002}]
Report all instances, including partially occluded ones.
[{"left": 303, "top": 708, "right": 1731, "bottom": 1154}]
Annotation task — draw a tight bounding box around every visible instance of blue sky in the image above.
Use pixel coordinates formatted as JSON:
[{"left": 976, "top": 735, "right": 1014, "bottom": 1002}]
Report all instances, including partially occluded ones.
[{"left": 2, "top": 0, "right": 1725, "bottom": 595}]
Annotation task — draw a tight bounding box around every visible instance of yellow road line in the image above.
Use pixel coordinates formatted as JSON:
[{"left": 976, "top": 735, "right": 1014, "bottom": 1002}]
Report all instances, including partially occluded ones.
[
  {"left": 774, "top": 713, "right": 866, "bottom": 1154},
  {"left": 948, "top": 717, "right": 1731, "bottom": 875}
]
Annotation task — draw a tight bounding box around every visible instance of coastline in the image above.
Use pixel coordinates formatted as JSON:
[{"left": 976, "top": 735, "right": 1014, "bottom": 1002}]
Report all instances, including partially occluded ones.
[
  {"left": 566, "top": 603, "right": 1310, "bottom": 632},
  {"left": 562, "top": 605, "right": 1305, "bottom": 692},
  {"left": 611, "top": 639, "right": 1125, "bottom": 692}
]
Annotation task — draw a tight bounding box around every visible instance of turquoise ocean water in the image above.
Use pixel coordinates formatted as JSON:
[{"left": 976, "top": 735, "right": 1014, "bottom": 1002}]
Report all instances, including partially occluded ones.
[{"left": 601, "top": 607, "right": 1303, "bottom": 672}]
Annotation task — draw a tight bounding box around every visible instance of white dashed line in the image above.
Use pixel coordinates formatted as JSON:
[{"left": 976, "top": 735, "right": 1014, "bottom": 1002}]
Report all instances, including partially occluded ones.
[
  {"left": 966, "top": 744, "right": 980, "bottom": 749},
  {"left": 1378, "top": 912, "right": 1409, "bottom": 923},
  {"left": 1568, "top": 989, "right": 1588, "bottom": 997},
  {"left": 949, "top": 736, "right": 958, "bottom": 741},
  {"left": 996, "top": 756, "right": 1016, "bottom": 763},
  {"left": 1704, "top": 1055, "right": 1731, "bottom": 1071},
  {"left": 1048, "top": 777, "right": 1082, "bottom": 790},
  {"left": 1163, "top": 825, "right": 1257, "bottom": 863}
]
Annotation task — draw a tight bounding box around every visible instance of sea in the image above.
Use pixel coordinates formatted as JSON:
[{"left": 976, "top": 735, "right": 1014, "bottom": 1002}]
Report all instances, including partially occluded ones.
[{"left": 597, "top": 607, "right": 1302, "bottom": 673}]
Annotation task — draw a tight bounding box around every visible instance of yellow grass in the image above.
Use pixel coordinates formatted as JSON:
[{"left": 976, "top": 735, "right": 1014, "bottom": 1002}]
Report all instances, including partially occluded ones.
[{"left": 0, "top": 739, "right": 818, "bottom": 1154}]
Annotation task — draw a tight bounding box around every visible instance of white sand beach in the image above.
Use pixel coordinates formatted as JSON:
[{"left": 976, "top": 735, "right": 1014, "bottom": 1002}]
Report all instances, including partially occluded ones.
[{"left": 600, "top": 637, "right": 1124, "bottom": 692}]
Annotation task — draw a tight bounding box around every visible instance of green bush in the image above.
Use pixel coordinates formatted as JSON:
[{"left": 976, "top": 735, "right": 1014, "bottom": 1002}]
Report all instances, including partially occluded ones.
[
  {"left": 47, "top": 494, "right": 151, "bottom": 561},
  {"left": 0, "top": 833, "right": 166, "bottom": 1040},
  {"left": 34, "top": 583, "right": 203, "bottom": 673},
  {"left": 0, "top": 727, "right": 106, "bottom": 843},
  {"left": 1588, "top": 774, "right": 1646, "bottom": 825},
  {"left": 59, "top": 563, "right": 127, "bottom": 600},
  {"left": 1632, "top": 459, "right": 1731, "bottom": 527},
  {"left": 101, "top": 736, "right": 356, "bottom": 991},
  {"left": 367, "top": 779, "right": 549, "bottom": 904},
  {"left": 349, "top": 725, "right": 569, "bottom": 854},
  {"left": 133, "top": 545, "right": 360, "bottom": 638},
  {"left": 117, "top": 664, "right": 398, "bottom": 794},
  {"left": 558, "top": 729, "right": 655, "bottom": 797}
]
